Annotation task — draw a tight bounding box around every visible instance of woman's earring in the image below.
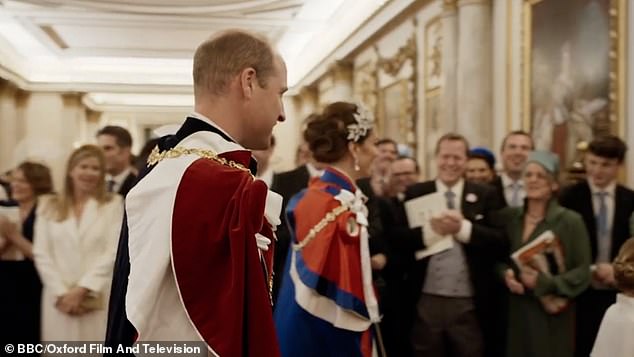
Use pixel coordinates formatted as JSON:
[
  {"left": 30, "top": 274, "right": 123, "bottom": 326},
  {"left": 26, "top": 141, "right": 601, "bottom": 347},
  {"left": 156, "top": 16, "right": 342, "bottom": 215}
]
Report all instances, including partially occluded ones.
[{"left": 353, "top": 156, "right": 360, "bottom": 172}]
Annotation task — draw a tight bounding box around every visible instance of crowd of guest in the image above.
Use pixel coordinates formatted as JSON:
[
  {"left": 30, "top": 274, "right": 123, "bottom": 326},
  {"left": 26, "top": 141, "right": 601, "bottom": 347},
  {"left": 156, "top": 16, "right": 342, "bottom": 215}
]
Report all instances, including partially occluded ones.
[
  {"left": 0, "top": 126, "right": 133, "bottom": 346},
  {"left": 1, "top": 118, "right": 634, "bottom": 357},
  {"left": 266, "top": 125, "right": 634, "bottom": 357}
]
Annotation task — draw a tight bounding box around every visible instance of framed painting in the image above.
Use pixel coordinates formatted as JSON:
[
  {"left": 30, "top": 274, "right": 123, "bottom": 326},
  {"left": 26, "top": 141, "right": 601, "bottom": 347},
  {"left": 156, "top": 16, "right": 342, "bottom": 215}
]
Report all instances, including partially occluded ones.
[{"left": 522, "top": 0, "right": 625, "bottom": 170}]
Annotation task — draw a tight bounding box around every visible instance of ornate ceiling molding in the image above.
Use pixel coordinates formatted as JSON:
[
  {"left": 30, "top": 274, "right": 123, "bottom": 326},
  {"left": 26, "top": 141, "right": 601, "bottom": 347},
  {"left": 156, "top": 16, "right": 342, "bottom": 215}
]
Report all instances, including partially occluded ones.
[{"left": 22, "top": 0, "right": 297, "bottom": 15}]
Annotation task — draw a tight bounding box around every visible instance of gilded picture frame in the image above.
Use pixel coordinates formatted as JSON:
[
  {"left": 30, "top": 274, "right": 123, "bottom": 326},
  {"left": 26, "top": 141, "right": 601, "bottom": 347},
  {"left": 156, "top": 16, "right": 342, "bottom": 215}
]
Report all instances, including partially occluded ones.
[{"left": 522, "top": 0, "right": 626, "bottom": 170}]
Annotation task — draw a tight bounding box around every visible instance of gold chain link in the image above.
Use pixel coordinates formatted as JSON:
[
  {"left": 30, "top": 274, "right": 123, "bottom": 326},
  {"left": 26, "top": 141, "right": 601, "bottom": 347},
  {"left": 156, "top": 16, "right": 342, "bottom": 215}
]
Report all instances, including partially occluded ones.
[
  {"left": 147, "top": 146, "right": 252, "bottom": 176},
  {"left": 292, "top": 204, "right": 349, "bottom": 251}
]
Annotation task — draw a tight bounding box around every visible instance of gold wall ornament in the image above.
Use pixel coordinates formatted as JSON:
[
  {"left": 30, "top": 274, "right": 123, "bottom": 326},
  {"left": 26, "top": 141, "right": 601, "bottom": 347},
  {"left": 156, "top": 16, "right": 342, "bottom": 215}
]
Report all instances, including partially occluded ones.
[
  {"left": 442, "top": 0, "right": 458, "bottom": 12},
  {"left": 380, "top": 79, "right": 415, "bottom": 148},
  {"left": 521, "top": 0, "right": 626, "bottom": 180},
  {"left": 424, "top": 16, "right": 443, "bottom": 92},
  {"left": 375, "top": 30, "right": 418, "bottom": 152},
  {"left": 377, "top": 36, "right": 417, "bottom": 77},
  {"left": 330, "top": 60, "right": 354, "bottom": 82}
]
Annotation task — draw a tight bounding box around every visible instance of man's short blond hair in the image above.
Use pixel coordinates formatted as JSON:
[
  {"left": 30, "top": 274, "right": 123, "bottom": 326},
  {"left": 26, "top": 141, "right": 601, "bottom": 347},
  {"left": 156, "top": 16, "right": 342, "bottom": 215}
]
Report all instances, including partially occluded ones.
[{"left": 193, "top": 30, "right": 276, "bottom": 96}]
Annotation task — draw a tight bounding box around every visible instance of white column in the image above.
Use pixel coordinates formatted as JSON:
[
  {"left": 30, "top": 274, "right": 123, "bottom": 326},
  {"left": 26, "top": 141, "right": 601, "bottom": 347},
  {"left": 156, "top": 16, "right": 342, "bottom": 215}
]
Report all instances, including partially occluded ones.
[
  {"left": 440, "top": 0, "right": 459, "bottom": 133},
  {"left": 492, "top": 0, "right": 510, "bottom": 150},
  {"left": 85, "top": 109, "right": 103, "bottom": 145},
  {"left": 457, "top": 0, "right": 492, "bottom": 147},
  {"left": 0, "top": 79, "right": 18, "bottom": 172}
]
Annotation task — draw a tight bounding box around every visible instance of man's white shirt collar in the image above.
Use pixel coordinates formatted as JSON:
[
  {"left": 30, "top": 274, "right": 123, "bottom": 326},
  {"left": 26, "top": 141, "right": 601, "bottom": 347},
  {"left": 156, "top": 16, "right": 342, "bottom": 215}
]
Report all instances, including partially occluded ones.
[
  {"left": 190, "top": 111, "right": 243, "bottom": 150},
  {"left": 107, "top": 167, "right": 132, "bottom": 185},
  {"left": 435, "top": 178, "right": 465, "bottom": 197},
  {"left": 588, "top": 179, "right": 616, "bottom": 197},
  {"left": 306, "top": 162, "right": 324, "bottom": 178},
  {"left": 258, "top": 169, "right": 274, "bottom": 187},
  {"left": 501, "top": 172, "right": 523, "bottom": 188}
]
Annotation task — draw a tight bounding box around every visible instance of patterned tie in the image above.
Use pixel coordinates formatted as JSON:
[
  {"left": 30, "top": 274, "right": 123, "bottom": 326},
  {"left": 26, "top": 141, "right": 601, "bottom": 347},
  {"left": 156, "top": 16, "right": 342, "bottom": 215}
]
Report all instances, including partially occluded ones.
[
  {"left": 107, "top": 179, "right": 116, "bottom": 193},
  {"left": 445, "top": 190, "right": 456, "bottom": 210},
  {"left": 595, "top": 191, "right": 610, "bottom": 263},
  {"left": 510, "top": 182, "right": 521, "bottom": 207}
]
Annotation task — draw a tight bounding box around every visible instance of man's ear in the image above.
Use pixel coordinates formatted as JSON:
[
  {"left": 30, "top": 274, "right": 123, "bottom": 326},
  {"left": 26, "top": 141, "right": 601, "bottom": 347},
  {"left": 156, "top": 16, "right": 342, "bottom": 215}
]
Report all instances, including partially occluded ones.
[{"left": 240, "top": 67, "right": 257, "bottom": 99}]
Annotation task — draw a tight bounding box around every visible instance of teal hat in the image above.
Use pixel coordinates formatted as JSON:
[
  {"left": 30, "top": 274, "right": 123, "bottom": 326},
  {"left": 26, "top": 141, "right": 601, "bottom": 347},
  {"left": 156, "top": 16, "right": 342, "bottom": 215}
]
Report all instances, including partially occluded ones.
[{"left": 525, "top": 150, "right": 560, "bottom": 177}]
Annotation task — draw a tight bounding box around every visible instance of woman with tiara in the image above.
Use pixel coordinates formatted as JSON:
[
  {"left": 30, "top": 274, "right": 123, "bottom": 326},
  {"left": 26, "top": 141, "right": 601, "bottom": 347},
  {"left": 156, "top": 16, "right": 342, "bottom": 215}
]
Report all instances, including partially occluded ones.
[{"left": 274, "top": 101, "right": 380, "bottom": 357}]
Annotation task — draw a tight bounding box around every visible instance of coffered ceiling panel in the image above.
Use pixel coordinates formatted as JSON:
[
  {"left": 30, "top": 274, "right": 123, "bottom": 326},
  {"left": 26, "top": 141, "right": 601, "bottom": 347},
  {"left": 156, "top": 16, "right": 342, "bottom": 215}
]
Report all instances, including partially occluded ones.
[{"left": 0, "top": 0, "right": 390, "bottom": 106}]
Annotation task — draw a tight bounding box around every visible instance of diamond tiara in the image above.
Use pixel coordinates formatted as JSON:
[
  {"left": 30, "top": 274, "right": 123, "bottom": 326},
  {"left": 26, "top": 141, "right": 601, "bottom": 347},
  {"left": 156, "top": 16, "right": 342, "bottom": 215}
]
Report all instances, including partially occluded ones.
[{"left": 346, "top": 103, "right": 374, "bottom": 142}]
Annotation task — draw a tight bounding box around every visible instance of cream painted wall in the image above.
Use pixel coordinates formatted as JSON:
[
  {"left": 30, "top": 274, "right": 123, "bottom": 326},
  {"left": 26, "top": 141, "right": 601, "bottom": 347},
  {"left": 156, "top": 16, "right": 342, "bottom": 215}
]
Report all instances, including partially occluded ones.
[
  {"left": 0, "top": 83, "right": 18, "bottom": 174},
  {"left": 98, "top": 110, "right": 187, "bottom": 154},
  {"left": 18, "top": 93, "right": 71, "bottom": 189},
  {"left": 270, "top": 96, "right": 301, "bottom": 172}
]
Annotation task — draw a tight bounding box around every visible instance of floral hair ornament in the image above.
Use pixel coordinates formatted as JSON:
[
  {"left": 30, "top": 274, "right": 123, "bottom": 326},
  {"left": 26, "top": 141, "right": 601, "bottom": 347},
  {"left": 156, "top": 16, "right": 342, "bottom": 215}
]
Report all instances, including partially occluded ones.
[{"left": 346, "top": 102, "right": 375, "bottom": 142}]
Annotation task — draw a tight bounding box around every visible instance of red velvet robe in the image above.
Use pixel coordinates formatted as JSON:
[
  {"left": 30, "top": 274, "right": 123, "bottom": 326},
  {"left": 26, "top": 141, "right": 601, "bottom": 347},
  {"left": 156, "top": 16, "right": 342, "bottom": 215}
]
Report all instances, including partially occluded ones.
[
  {"left": 171, "top": 151, "right": 279, "bottom": 356},
  {"left": 126, "top": 138, "right": 280, "bottom": 356}
]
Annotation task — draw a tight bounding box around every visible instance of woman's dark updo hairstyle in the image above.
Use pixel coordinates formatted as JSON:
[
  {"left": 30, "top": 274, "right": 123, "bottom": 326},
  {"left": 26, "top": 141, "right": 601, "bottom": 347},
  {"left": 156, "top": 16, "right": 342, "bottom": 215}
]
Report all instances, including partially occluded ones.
[{"left": 303, "top": 101, "right": 373, "bottom": 163}]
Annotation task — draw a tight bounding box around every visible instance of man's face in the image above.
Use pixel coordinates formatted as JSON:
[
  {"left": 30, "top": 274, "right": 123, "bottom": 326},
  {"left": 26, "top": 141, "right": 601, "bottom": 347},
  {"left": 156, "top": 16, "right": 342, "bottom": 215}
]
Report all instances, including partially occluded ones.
[
  {"left": 97, "top": 134, "right": 130, "bottom": 175},
  {"left": 465, "top": 158, "right": 494, "bottom": 184},
  {"left": 584, "top": 152, "right": 620, "bottom": 188},
  {"left": 436, "top": 140, "right": 467, "bottom": 186},
  {"left": 244, "top": 56, "right": 287, "bottom": 150},
  {"left": 390, "top": 158, "right": 418, "bottom": 194},
  {"left": 374, "top": 142, "right": 398, "bottom": 171},
  {"left": 501, "top": 134, "right": 533, "bottom": 175}
]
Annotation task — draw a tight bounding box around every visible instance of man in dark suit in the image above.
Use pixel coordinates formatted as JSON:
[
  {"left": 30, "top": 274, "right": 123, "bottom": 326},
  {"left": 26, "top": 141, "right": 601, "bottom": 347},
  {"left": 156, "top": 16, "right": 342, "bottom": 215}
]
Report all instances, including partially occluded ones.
[
  {"left": 97, "top": 126, "right": 138, "bottom": 197},
  {"left": 406, "top": 133, "right": 506, "bottom": 357},
  {"left": 356, "top": 138, "right": 398, "bottom": 273},
  {"left": 491, "top": 130, "right": 533, "bottom": 207},
  {"left": 559, "top": 135, "right": 634, "bottom": 357},
  {"left": 357, "top": 138, "right": 398, "bottom": 198},
  {"left": 377, "top": 155, "right": 420, "bottom": 357}
]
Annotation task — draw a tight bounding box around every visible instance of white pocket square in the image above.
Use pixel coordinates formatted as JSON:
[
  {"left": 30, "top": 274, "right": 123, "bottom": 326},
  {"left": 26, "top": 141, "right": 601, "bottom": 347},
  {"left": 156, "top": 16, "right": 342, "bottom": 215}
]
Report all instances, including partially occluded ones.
[{"left": 474, "top": 214, "right": 484, "bottom": 220}]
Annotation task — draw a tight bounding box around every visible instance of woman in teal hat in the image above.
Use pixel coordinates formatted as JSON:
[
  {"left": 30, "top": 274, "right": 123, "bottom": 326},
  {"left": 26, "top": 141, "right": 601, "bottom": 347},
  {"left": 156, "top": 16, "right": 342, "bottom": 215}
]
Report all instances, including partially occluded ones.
[{"left": 498, "top": 150, "right": 591, "bottom": 357}]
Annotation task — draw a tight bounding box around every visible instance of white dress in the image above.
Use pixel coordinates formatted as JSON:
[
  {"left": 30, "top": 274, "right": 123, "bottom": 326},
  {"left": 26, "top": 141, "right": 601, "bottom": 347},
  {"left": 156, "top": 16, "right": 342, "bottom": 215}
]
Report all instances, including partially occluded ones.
[
  {"left": 33, "top": 195, "right": 123, "bottom": 341},
  {"left": 591, "top": 293, "right": 634, "bottom": 357}
]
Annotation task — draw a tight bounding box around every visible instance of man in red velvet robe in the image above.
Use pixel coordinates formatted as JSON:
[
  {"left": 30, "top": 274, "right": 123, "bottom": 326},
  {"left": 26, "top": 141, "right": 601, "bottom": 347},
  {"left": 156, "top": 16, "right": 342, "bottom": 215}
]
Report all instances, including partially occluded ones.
[{"left": 105, "top": 30, "right": 287, "bottom": 357}]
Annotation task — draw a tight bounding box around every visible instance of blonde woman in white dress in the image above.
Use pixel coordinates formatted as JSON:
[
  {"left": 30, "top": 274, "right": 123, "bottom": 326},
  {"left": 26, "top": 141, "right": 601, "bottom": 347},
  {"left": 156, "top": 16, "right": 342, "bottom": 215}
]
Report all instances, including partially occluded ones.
[{"left": 34, "top": 145, "right": 123, "bottom": 341}]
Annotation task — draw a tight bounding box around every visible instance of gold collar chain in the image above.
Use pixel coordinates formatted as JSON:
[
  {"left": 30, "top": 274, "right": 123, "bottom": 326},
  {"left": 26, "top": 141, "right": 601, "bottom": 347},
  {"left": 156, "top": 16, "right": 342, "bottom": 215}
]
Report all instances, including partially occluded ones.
[
  {"left": 292, "top": 204, "right": 349, "bottom": 251},
  {"left": 147, "top": 146, "right": 253, "bottom": 176}
]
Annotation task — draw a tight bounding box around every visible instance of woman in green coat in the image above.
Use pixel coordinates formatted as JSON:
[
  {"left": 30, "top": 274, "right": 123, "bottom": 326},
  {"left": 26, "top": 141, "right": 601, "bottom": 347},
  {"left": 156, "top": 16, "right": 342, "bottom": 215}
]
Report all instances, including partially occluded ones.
[{"left": 499, "top": 151, "right": 591, "bottom": 357}]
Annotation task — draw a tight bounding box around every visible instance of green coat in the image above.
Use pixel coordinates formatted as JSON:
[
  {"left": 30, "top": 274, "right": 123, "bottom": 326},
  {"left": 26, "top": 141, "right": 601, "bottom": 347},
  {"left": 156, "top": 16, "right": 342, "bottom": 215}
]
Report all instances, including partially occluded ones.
[{"left": 498, "top": 200, "right": 591, "bottom": 357}]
